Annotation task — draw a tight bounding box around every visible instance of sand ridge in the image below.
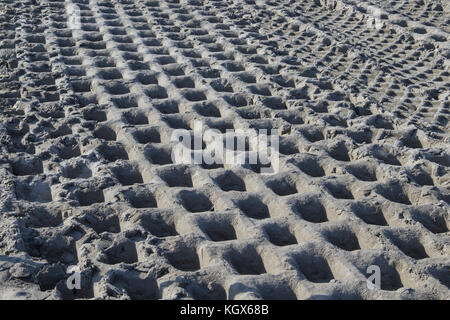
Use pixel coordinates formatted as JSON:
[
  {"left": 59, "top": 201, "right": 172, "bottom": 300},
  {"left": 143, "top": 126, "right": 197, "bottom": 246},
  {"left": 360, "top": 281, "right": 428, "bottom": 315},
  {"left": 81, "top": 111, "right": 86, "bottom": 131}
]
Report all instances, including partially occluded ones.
[{"left": 0, "top": 0, "right": 448, "bottom": 300}]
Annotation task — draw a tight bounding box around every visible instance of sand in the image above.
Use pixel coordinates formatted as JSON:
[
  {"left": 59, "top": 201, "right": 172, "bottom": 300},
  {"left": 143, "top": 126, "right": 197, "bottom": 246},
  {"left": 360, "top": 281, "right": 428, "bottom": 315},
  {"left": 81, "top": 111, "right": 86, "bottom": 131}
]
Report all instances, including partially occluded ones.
[{"left": 0, "top": 0, "right": 448, "bottom": 300}]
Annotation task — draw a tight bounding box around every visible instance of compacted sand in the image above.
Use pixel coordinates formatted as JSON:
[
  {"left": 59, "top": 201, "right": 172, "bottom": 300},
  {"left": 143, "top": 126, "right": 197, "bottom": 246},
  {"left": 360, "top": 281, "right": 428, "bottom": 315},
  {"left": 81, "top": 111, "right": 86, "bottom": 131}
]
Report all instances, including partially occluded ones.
[{"left": 0, "top": 0, "right": 448, "bottom": 300}]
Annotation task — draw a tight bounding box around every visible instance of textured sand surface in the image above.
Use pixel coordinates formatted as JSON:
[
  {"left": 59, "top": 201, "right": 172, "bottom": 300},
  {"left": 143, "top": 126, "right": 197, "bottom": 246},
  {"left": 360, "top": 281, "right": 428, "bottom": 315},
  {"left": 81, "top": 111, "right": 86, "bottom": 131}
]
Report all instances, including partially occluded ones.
[{"left": 0, "top": 0, "right": 449, "bottom": 300}]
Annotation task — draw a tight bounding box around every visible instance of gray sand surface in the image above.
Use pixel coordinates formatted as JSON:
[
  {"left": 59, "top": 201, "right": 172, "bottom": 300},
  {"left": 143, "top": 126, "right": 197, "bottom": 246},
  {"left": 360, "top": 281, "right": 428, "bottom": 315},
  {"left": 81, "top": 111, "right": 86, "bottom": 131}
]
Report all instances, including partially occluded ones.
[{"left": 0, "top": 0, "right": 448, "bottom": 299}]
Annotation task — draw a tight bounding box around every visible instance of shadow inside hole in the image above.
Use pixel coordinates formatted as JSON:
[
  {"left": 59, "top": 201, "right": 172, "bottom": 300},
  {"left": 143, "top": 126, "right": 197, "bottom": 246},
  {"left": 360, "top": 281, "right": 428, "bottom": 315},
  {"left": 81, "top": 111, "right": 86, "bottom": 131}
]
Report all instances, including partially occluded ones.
[
  {"left": 15, "top": 181, "right": 52, "bottom": 203},
  {"left": 278, "top": 138, "right": 299, "bottom": 155},
  {"left": 133, "top": 128, "right": 161, "bottom": 144},
  {"left": 187, "top": 281, "right": 227, "bottom": 300},
  {"left": 10, "top": 158, "right": 43, "bottom": 176},
  {"left": 386, "top": 231, "right": 428, "bottom": 260},
  {"left": 350, "top": 202, "right": 388, "bottom": 226},
  {"left": 324, "top": 182, "right": 354, "bottom": 199},
  {"left": 179, "top": 190, "right": 214, "bottom": 213},
  {"left": 264, "top": 224, "right": 297, "bottom": 246},
  {"left": 145, "top": 146, "right": 173, "bottom": 165},
  {"left": 93, "top": 125, "right": 117, "bottom": 141},
  {"left": 77, "top": 211, "right": 120, "bottom": 234},
  {"left": 152, "top": 99, "right": 179, "bottom": 114},
  {"left": 125, "top": 190, "right": 157, "bottom": 208},
  {"left": 327, "top": 142, "right": 350, "bottom": 162},
  {"left": 199, "top": 218, "right": 237, "bottom": 242},
  {"left": 293, "top": 252, "right": 334, "bottom": 283},
  {"left": 166, "top": 246, "right": 200, "bottom": 272},
  {"left": 257, "top": 283, "right": 297, "bottom": 300},
  {"left": 158, "top": 166, "right": 193, "bottom": 187},
  {"left": 83, "top": 107, "right": 107, "bottom": 122},
  {"left": 139, "top": 211, "right": 177, "bottom": 237},
  {"left": 214, "top": 171, "right": 246, "bottom": 192},
  {"left": 292, "top": 157, "right": 325, "bottom": 177},
  {"left": 294, "top": 197, "right": 328, "bottom": 223},
  {"left": 429, "top": 267, "right": 450, "bottom": 288},
  {"left": 111, "top": 95, "right": 138, "bottom": 109},
  {"left": 377, "top": 264, "right": 404, "bottom": 291},
  {"left": 376, "top": 183, "right": 411, "bottom": 205},
  {"left": 236, "top": 196, "right": 270, "bottom": 219},
  {"left": 408, "top": 168, "right": 434, "bottom": 186},
  {"left": 111, "top": 165, "right": 143, "bottom": 186},
  {"left": 62, "top": 162, "right": 92, "bottom": 179},
  {"left": 20, "top": 205, "right": 63, "bottom": 228},
  {"left": 266, "top": 178, "right": 297, "bottom": 196},
  {"left": 76, "top": 189, "right": 105, "bottom": 207},
  {"left": 410, "top": 208, "right": 448, "bottom": 234},
  {"left": 97, "top": 144, "right": 129, "bottom": 162},
  {"left": 371, "top": 145, "right": 401, "bottom": 166},
  {"left": 227, "top": 247, "right": 266, "bottom": 275},
  {"left": 193, "top": 102, "right": 221, "bottom": 117},
  {"left": 346, "top": 163, "right": 377, "bottom": 181},
  {"left": 300, "top": 128, "right": 324, "bottom": 143},
  {"left": 123, "top": 111, "right": 148, "bottom": 125},
  {"left": 103, "top": 239, "right": 138, "bottom": 264},
  {"left": 58, "top": 145, "right": 81, "bottom": 160},
  {"left": 108, "top": 271, "right": 159, "bottom": 299},
  {"left": 323, "top": 228, "right": 360, "bottom": 251}
]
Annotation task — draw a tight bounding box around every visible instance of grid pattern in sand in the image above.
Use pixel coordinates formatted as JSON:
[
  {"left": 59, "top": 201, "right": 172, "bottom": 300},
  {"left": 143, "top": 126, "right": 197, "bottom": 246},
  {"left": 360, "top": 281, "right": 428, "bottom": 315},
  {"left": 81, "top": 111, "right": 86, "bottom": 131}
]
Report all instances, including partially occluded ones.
[{"left": 0, "top": 0, "right": 448, "bottom": 300}]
